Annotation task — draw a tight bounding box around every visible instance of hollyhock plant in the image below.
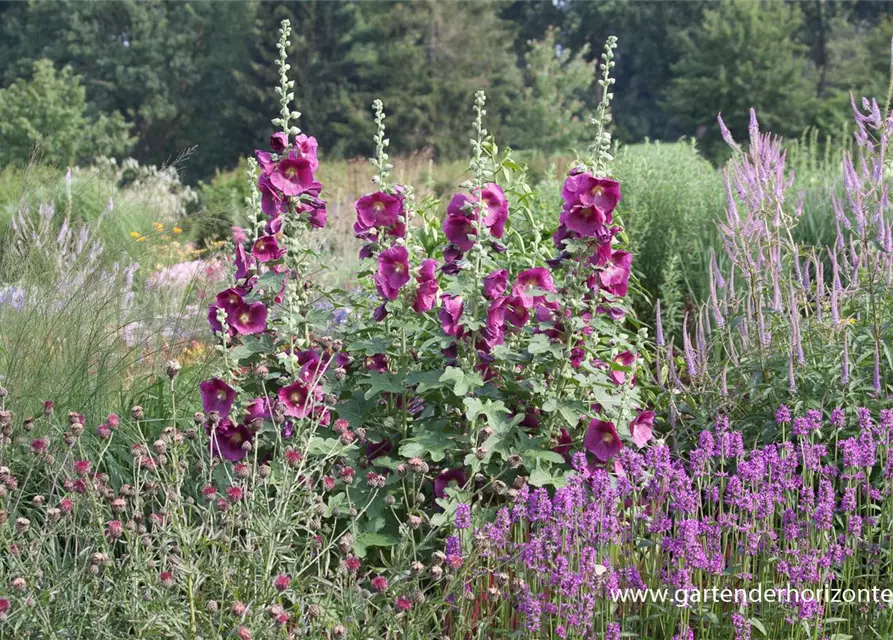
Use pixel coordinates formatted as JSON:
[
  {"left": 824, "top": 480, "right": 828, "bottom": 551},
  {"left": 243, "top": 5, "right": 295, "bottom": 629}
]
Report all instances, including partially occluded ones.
[
  {"left": 375, "top": 246, "right": 411, "bottom": 301},
  {"left": 230, "top": 301, "right": 267, "bottom": 335}
]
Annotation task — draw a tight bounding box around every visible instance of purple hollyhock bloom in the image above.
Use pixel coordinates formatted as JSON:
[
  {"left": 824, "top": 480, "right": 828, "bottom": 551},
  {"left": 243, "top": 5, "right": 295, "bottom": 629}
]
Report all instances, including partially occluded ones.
[
  {"left": 245, "top": 397, "right": 273, "bottom": 423},
  {"left": 434, "top": 468, "right": 467, "bottom": 499},
  {"left": 270, "top": 132, "right": 288, "bottom": 153},
  {"left": 610, "top": 351, "right": 636, "bottom": 386},
  {"left": 207, "top": 304, "right": 227, "bottom": 334},
  {"left": 562, "top": 173, "right": 621, "bottom": 216},
  {"left": 480, "top": 183, "right": 508, "bottom": 238},
  {"left": 512, "top": 267, "right": 556, "bottom": 308},
  {"left": 373, "top": 302, "right": 388, "bottom": 322},
  {"left": 629, "top": 410, "right": 655, "bottom": 449},
  {"left": 234, "top": 242, "right": 251, "bottom": 280},
  {"left": 439, "top": 294, "right": 464, "bottom": 338},
  {"left": 200, "top": 378, "right": 236, "bottom": 417},
  {"left": 443, "top": 214, "right": 477, "bottom": 252},
  {"left": 270, "top": 149, "right": 316, "bottom": 197},
  {"left": 560, "top": 204, "right": 607, "bottom": 237},
  {"left": 447, "top": 192, "right": 476, "bottom": 219},
  {"left": 293, "top": 134, "right": 319, "bottom": 161},
  {"left": 216, "top": 287, "right": 246, "bottom": 314},
  {"left": 417, "top": 259, "right": 438, "bottom": 282},
  {"left": 584, "top": 419, "right": 622, "bottom": 462},
  {"left": 258, "top": 174, "right": 287, "bottom": 217},
  {"left": 356, "top": 191, "right": 403, "bottom": 229},
  {"left": 304, "top": 201, "right": 328, "bottom": 229},
  {"left": 375, "top": 246, "right": 411, "bottom": 300},
  {"left": 230, "top": 301, "right": 267, "bottom": 335},
  {"left": 478, "top": 298, "right": 506, "bottom": 351},
  {"left": 278, "top": 373, "right": 321, "bottom": 419},
  {"left": 255, "top": 149, "right": 274, "bottom": 175},
  {"left": 483, "top": 269, "right": 508, "bottom": 300},
  {"left": 365, "top": 440, "right": 392, "bottom": 461},
  {"left": 206, "top": 418, "right": 253, "bottom": 462},
  {"left": 252, "top": 235, "right": 286, "bottom": 263},
  {"left": 600, "top": 250, "right": 633, "bottom": 297},
  {"left": 552, "top": 223, "right": 577, "bottom": 250},
  {"left": 365, "top": 353, "right": 389, "bottom": 373},
  {"left": 502, "top": 295, "right": 529, "bottom": 327},
  {"left": 413, "top": 279, "right": 439, "bottom": 314}
]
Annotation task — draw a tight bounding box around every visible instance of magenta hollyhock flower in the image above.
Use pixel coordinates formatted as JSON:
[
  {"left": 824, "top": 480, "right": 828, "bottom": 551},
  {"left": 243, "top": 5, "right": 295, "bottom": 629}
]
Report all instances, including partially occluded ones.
[
  {"left": 480, "top": 183, "right": 508, "bottom": 238},
  {"left": 439, "top": 294, "right": 464, "bottom": 338},
  {"left": 255, "top": 149, "right": 274, "bottom": 175},
  {"left": 278, "top": 372, "right": 321, "bottom": 419},
  {"left": 417, "top": 259, "right": 437, "bottom": 282},
  {"left": 483, "top": 269, "right": 508, "bottom": 300},
  {"left": 216, "top": 287, "right": 246, "bottom": 313},
  {"left": 610, "top": 351, "right": 636, "bottom": 385},
  {"left": 375, "top": 246, "right": 411, "bottom": 301},
  {"left": 476, "top": 298, "right": 506, "bottom": 352},
  {"left": 258, "top": 174, "right": 287, "bottom": 216},
  {"left": 413, "top": 279, "right": 439, "bottom": 313},
  {"left": 245, "top": 397, "right": 272, "bottom": 423},
  {"left": 356, "top": 191, "right": 402, "bottom": 229},
  {"left": 270, "top": 132, "right": 288, "bottom": 153},
  {"left": 234, "top": 242, "right": 251, "bottom": 280},
  {"left": 365, "top": 353, "right": 388, "bottom": 373},
  {"left": 629, "top": 410, "right": 655, "bottom": 448},
  {"left": 252, "top": 235, "right": 286, "bottom": 263},
  {"left": 207, "top": 304, "right": 231, "bottom": 335},
  {"left": 502, "top": 295, "right": 529, "bottom": 327},
  {"left": 562, "top": 173, "right": 621, "bottom": 216},
  {"left": 443, "top": 214, "right": 477, "bottom": 252},
  {"left": 206, "top": 418, "right": 253, "bottom": 462},
  {"left": 270, "top": 149, "right": 316, "bottom": 197},
  {"left": 600, "top": 250, "right": 633, "bottom": 297},
  {"left": 560, "top": 204, "right": 607, "bottom": 237},
  {"left": 200, "top": 378, "right": 236, "bottom": 417},
  {"left": 230, "top": 301, "right": 267, "bottom": 335},
  {"left": 293, "top": 134, "right": 319, "bottom": 161},
  {"left": 512, "top": 267, "right": 556, "bottom": 308},
  {"left": 434, "top": 468, "right": 467, "bottom": 499},
  {"left": 584, "top": 419, "right": 622, "bottom": 462}
]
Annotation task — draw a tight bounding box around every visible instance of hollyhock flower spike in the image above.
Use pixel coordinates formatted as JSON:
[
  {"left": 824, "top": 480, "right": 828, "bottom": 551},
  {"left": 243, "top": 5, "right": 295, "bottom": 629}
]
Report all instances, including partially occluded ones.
[
  {"left": 270, "top": 146, "right": 317, "bottom": 197},
  {"left": 584, "top": 419, "right": 623, "bottom": 462},
  {"left": 200, "top": 378, "right": 237, "bottom": 417},
  {"left": 483, "top": 269, "right": 508, "bottom": 300}
]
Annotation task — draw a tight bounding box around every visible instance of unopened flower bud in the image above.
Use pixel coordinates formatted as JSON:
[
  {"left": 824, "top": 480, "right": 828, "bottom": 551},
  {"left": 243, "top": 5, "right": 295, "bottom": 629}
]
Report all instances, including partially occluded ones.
[
  {"left": 131, "top": 406, "right": 144, "bottom": 420},
  {"left": 165, "top": 360, "right": 181, "bottom": 379}
]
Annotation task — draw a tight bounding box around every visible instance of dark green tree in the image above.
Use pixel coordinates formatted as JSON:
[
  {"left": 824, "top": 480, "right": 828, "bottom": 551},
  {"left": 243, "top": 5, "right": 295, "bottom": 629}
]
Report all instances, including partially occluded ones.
[
  {"left": 0, "top": 0, "right": 258, "bottom": 180},
  {"left": 666, "top": 0, "right": 818, "bottom": 160}
]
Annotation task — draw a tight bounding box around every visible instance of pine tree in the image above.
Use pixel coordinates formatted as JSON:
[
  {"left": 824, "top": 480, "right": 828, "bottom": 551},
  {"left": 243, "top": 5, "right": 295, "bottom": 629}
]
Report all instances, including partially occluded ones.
[{"left": 666, "top": 0, "right": 818, "bottom": 160}]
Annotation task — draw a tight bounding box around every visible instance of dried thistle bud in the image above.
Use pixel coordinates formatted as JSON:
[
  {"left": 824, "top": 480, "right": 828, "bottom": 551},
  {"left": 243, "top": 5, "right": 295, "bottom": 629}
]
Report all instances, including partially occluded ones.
[
  {"left": 508, "top": 455, "right": 523, "bottom": 469},
  {"left": 165, "top": 360, "right": 181, "bottom": 379},
  {"left": 131, "top": 406, "right": 144, "bottom": 420},
  {"left": 430, "top": 565, "right": 443, "bottom": 580},
  {"left": 192, "top": 412, "right": 204, "bottom": 425}
]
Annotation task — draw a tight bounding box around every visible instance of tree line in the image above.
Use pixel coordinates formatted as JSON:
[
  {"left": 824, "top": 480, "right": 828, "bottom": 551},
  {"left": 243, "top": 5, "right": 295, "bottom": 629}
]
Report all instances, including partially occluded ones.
[{"left": 1, "top": 0, "right": 892, "bottom": 181}]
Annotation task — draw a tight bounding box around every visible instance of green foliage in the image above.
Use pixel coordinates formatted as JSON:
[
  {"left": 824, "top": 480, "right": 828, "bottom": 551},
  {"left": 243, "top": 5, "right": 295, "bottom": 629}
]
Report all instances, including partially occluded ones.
[
  {"left": 0, "top": 60, "right": 131, "bottom": 167},
  {"left": 612, "top": 140, "right": 725, "bottom": 333},
  {"left": 667, "top": 0, "right": 818, "bottom": 161},
  {"left": 504, "top": 28, "right": 596, "bottom": 154}
]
